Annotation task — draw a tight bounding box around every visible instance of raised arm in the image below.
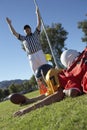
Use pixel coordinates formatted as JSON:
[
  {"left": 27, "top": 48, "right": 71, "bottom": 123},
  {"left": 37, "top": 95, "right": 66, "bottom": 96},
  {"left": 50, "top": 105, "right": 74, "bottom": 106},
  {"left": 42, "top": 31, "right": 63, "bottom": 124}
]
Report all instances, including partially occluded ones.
[
  {"left": 6, "top": 17, "right": 19, "bottom": 38},
  {"left": 36, "top": 7, "right": 41, "bottom": 31}
]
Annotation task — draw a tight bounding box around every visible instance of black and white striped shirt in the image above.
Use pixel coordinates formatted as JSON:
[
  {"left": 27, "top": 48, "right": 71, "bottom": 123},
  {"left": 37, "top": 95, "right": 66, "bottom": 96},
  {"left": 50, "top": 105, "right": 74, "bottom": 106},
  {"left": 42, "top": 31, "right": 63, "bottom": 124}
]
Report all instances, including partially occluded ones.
[{"left": 18, "top": 28, "right": 42, "bottom": 54}]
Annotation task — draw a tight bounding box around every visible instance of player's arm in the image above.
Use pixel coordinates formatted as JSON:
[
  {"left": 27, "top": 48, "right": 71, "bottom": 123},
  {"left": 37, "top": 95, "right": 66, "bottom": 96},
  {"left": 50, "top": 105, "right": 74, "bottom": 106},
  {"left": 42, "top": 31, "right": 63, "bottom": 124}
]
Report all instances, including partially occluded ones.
[
  {"left": 6, "top": 17, "right": 19, "bottom": 38},
  {"left": 13, "top": 88, "right": 64, "bottom": 117},
  {"left": 36, "top": 7, "right": 41, "bottom": 31}
]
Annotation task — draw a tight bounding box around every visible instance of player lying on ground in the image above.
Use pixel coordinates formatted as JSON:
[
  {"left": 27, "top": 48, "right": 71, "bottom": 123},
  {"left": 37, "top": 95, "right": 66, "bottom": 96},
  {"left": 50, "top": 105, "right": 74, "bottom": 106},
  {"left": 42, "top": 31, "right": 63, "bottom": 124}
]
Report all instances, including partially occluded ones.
[{"left": 13, "top": 48, "right": 87, "bottom": 117}]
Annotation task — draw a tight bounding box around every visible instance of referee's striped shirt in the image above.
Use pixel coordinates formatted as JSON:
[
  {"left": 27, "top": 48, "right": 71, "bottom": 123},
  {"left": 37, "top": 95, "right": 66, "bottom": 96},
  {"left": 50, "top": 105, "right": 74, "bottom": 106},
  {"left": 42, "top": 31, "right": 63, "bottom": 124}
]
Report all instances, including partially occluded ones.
[{"left": 18, "top": 28, "right": 42, "bottom": 54}]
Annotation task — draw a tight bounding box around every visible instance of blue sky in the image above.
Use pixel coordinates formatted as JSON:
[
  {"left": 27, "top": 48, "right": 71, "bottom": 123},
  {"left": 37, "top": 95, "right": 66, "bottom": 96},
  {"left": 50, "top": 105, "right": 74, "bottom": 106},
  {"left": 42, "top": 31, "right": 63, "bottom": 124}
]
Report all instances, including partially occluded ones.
[{"left": 0, "top": 0, "right": 87, "bottom": 81}]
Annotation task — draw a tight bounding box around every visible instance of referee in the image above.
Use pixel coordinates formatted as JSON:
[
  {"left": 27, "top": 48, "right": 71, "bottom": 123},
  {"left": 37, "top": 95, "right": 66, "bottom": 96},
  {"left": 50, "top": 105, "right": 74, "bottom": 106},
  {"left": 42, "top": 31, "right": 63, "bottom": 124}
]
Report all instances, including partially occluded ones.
[{"left": 6, "top": 6, "right": 47, "bottom": 73}]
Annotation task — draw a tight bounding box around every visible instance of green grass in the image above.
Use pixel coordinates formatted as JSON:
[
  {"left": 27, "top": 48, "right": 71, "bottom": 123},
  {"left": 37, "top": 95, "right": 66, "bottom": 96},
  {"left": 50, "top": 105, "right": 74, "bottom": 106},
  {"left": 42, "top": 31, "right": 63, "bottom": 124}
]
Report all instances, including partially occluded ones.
[{"left": 0, "top": 90, "right": 87, "bottom": 130}]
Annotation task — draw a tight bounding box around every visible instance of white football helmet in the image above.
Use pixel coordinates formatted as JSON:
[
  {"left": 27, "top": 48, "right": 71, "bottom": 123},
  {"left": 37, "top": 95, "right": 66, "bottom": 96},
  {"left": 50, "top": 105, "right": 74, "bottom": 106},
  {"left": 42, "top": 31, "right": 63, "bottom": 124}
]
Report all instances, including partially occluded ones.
[{"left": 60, "top": 49, "right": 80, "bottom": 68}]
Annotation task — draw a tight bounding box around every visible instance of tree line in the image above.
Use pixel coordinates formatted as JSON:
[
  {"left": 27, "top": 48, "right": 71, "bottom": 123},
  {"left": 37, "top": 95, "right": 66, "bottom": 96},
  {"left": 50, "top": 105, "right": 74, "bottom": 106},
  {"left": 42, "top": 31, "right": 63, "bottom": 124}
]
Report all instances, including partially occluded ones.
[{"left": 0, "top": 75, "right": 37, "bottom": 101}]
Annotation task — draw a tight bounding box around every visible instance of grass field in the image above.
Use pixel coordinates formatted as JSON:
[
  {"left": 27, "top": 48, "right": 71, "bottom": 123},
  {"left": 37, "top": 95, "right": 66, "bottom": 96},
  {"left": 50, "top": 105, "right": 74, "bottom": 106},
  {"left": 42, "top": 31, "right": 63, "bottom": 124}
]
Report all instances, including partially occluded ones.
[{"left": 0, "top": 90, "right": 87, "bottom": 130}]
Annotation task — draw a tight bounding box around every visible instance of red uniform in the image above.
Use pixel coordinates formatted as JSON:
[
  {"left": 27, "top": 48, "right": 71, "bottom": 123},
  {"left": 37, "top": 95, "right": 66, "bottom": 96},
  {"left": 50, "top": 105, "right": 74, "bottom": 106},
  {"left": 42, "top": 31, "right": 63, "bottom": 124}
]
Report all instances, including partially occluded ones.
[{"left": 58, "top": 48, "right": 87, "bottom": 93}]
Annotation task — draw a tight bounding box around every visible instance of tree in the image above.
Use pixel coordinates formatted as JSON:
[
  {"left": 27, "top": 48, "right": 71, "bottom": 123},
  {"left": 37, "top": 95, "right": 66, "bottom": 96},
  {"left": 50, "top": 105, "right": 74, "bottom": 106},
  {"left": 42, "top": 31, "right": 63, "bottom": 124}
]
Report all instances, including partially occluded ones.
[
  {"left": 8, "top": 83, "right": 25, "bottom": 93},
  {"left": 3, "top": 89, "right": 10, "bottom": 98},
  {"left": 78, "top": 15, "right": 87, "bottom": 46},
  {"left": 23, "top": 81, "right": 32, "bottom": 91},
  {"left": 0, "top": 89, "right": 4, "bottom": 101},
  {"left": 23, "top": 76, "right": 37, "bottom": 92},
  {"left": 9, "top": 84, "right": 18, "bottom": 93},
  {"left": 29, "top": 75, "right": 37, "bottom": 90},
  {"left": 40, "top": 23, "right": 68, "bottom": 67}
]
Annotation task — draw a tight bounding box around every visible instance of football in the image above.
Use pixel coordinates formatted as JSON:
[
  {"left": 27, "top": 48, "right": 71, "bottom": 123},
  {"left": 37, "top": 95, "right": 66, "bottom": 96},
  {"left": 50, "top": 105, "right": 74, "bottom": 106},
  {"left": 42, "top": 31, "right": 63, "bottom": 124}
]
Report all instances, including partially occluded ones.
[{"left": 9, "top": 93, "right": 27, "bottom": 105}]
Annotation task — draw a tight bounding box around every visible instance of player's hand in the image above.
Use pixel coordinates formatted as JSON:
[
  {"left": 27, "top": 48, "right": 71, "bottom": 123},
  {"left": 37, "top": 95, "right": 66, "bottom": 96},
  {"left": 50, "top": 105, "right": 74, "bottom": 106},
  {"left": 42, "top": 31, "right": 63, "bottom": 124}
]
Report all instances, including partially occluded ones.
[{"left": 6, "top": 17, "right": 11, "bottom": 24}]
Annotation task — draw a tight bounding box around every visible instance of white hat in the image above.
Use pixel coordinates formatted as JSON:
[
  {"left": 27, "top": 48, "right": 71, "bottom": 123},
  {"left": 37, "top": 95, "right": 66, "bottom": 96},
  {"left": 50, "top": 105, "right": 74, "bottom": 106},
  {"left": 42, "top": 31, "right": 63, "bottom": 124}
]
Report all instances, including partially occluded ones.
[{"left": 60, "top": 49, "right": 79, "bottom": 68}]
